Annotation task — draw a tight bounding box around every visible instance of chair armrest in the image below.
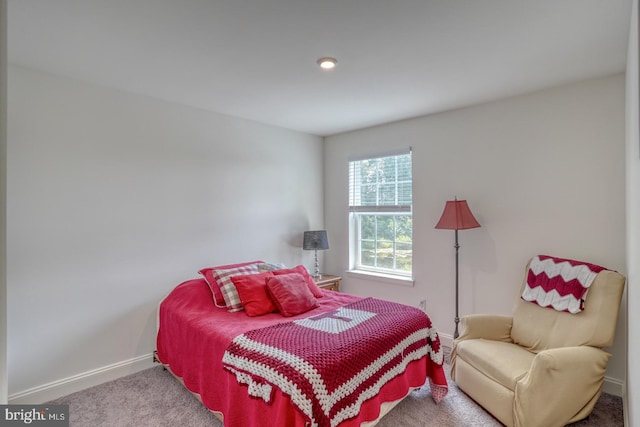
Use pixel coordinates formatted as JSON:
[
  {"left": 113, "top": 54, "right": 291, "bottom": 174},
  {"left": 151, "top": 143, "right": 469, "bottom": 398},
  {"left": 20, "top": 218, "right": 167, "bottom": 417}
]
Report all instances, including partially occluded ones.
[
  {"left": 457, "top": 314, "right": 513, "bottom": 342},
  {"left": 450, "top": 314, "right": 513, "bottom": 381},
  {"left": 514, "top": 346, "right": 611, "bottom": 427}
]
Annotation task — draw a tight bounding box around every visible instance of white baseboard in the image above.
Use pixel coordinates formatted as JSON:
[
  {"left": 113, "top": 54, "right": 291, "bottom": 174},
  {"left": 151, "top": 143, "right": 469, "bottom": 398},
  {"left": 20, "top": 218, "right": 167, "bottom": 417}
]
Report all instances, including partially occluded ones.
[
  {"left": 439, "top": 332, "right": 454, "bottom": 351},
  {"left": 602, "top": 375, "right": 624, "bottom": 397},
  {"left": 623, "top": 381, "right": 629, "bottom": 427},
  {"left": 439, "top": 332, "right": 624, "bottom": 397},
  {"left": 7, "top": 339, "right": 626, "bottom": 405},
  {"left": 8, "top": 353, "right": 156, "bottom": 404}
]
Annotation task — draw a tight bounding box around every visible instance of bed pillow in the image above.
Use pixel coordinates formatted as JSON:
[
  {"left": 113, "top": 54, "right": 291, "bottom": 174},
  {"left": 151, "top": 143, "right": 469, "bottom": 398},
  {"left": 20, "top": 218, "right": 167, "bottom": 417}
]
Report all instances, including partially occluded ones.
[
  {"left": 257, "top": 262, "right": 287, "bottom": 272},
  {"left": 198, "top": 260, "right": 262, "bottom": 308},
  {"left": 231, "top": 272, "right": 277, "bottom": 317},
  {"left": 266, "top": 273, "right": 319, "bottom": 317},
  {"left": 272, "top": 265, "right": 324, "bottom": 298},
  {"left": 214, "top": 264, "right": 265, "bottom": 312}
]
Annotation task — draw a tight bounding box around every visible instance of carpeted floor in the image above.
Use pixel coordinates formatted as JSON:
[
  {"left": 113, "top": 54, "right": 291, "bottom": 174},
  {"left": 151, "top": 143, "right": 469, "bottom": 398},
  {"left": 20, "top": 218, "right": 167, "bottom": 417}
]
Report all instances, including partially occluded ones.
[{"left": 47, "top": 356, "right": 623, "bottom": 427}]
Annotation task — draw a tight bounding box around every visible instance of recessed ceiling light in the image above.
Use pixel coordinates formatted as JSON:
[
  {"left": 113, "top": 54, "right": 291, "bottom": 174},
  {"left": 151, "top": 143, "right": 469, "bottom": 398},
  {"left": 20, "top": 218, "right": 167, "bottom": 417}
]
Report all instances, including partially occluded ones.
[{"left": 317, "top": 57, "right": 337, "bottom": 70}]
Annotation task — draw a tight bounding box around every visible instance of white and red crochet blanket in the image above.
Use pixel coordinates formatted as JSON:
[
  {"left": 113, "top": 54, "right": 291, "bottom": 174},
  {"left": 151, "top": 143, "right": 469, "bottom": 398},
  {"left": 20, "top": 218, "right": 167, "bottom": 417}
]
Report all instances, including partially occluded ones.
[
  {"left": 222, "top": 297, "right": 447, "bottom": 427},
  {"left": 521, "top": 255, "right": 607, "bottom": 313}
]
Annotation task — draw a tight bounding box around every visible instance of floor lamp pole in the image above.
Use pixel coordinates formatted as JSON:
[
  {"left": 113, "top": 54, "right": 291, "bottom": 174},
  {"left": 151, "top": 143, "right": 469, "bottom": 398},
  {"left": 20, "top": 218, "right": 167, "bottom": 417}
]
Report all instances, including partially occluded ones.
[{"left": 454, "top": 229, "right": 460, "bottom": 339}]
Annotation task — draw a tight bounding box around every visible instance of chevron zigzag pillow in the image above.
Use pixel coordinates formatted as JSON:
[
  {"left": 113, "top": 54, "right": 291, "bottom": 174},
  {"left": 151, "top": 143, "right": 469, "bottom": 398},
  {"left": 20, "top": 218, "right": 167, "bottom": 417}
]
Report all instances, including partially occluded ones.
[{"left": 521, "top": 255, "right": 607, "bottom": 313}]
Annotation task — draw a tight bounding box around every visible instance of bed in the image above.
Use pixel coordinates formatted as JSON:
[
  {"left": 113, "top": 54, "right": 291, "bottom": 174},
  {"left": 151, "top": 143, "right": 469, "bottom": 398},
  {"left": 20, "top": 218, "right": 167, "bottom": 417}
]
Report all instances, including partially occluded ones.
[{"left": 156, "top": 263, "right": 448, "bottom": 427}]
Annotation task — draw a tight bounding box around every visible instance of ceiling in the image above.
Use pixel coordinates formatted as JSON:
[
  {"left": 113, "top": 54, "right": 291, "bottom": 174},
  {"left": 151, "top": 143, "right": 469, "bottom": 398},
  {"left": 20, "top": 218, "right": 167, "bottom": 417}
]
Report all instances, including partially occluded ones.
[{"left": 8, "top": 0, "right": 633, "bottom": 136}]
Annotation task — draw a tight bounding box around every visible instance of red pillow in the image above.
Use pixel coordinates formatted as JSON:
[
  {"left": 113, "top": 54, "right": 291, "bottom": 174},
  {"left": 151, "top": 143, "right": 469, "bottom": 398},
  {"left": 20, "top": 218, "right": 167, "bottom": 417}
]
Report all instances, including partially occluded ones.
[
  {"left": 198, "top": 260, "right": 263, "bottom": 307},
  {"left": 272, "top": 265, "right": 323, "bottom": 298},
  {"left": 231, "top": 272, "right": 276, "bottom": 317},
  {"left": 266, "top": 273, "right": 319, "bottom": 317}
]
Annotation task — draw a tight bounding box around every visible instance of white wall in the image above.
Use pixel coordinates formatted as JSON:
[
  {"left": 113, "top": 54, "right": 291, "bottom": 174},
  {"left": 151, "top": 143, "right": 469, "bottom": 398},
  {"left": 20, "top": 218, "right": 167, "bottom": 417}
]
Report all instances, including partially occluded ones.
[
  {"left": 324, "top": 75, "right": 627, "bottom": 393},
  {"left": 6, "top": 66, "right": 324, "bottom": 401},
  {"left": 0, "top": 0, "right": 8, "bottom": 405},
  {"left": 625, "top": 0, "right": 639, "bottom": 424}
]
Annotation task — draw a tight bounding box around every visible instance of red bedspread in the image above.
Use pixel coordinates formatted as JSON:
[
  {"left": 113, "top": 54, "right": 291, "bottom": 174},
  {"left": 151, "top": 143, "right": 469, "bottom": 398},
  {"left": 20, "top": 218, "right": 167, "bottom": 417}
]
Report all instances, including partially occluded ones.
[
  {"left": 223, "top": 297, "right": 447, "bottom": 427},
  {"left": 156, "top": 278, "right": 447, "bottom": 427}
]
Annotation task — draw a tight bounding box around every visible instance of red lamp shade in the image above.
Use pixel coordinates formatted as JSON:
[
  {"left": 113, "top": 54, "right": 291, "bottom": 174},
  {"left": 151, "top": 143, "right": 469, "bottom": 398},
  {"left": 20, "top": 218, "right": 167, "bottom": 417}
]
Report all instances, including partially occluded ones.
[{"left": 435, "top": 199, "right": 481, "bottom": 230}]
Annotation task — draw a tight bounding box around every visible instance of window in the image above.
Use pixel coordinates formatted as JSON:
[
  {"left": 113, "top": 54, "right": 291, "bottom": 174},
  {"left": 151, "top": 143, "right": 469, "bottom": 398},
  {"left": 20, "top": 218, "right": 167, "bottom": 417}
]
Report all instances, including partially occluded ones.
[{"left": 349, "top": 150, "right": 412, "bottom": 277}]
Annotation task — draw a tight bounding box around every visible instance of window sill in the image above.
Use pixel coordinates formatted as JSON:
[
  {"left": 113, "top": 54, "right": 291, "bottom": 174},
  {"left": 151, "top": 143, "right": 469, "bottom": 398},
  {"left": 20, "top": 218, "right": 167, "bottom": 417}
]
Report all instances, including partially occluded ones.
[{"left": 346, "top": 270, "right": 415, "bottom": 287}]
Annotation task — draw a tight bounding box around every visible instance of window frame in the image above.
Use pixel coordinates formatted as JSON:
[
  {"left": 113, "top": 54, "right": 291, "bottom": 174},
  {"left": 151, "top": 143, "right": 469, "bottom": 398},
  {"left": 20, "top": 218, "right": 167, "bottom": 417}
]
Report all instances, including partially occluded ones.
[{"left": 348, "top": 149, "right": 413, "bottom": 278}]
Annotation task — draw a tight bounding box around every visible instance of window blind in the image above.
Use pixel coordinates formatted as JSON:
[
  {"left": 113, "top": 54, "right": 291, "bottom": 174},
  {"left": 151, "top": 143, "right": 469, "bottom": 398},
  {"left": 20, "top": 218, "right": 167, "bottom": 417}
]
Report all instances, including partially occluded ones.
[{"left": 349, "top": 150, "right": 412, "bottom": 213}]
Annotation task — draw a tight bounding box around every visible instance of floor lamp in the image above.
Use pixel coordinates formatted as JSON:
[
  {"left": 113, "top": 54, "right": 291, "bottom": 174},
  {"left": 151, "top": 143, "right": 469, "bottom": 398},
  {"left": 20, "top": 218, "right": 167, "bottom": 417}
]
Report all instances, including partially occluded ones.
[{"left": 435, "top": 198, "right": 481, "bottom": 339}]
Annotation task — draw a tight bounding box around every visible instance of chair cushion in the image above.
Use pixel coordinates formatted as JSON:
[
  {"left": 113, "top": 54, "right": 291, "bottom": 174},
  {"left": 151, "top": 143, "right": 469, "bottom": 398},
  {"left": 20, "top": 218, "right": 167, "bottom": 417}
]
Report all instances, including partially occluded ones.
[{"left": 455, "top": 339, "right": 534, "bottom": 391}]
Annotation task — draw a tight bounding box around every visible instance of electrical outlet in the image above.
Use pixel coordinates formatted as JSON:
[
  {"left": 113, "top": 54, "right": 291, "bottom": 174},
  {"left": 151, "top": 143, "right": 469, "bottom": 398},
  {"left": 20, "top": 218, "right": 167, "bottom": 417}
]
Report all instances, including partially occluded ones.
[{"left": 418, "top": 299, "right": 426, "bottom": 312}]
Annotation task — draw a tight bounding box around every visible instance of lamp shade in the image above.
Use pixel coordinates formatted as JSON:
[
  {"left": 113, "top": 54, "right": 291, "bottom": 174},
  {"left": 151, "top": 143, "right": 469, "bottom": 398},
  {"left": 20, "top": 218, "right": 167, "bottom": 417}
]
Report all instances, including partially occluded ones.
[
  {"left": 303, "top": 230, "right": 329, "bottom": 250},
  {"left": 435, "top": 200, "right": 481, "bottom": 230}
]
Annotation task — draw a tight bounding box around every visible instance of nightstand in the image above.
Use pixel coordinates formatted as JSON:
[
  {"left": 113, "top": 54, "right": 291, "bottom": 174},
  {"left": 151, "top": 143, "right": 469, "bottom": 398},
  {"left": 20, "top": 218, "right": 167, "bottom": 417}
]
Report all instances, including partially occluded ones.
[{"left": 314, "top": 275, "right": 342, "bottom": 292}]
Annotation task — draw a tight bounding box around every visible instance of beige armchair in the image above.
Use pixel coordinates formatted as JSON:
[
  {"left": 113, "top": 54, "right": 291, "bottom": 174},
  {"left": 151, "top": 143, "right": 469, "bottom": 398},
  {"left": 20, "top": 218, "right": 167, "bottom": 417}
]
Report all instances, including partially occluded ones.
[{"left": 450, "top": 257, "right": 625, "bottom": 427}]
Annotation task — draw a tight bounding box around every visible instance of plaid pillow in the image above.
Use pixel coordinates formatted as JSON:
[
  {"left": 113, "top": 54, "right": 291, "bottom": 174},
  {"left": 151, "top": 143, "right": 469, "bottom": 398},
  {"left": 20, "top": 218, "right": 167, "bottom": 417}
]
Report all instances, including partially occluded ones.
[
  {"left": 214, "top": 264, "right": 261, "bottom": 312},
  {"left": 257, "top": 262, "right": 287, "bottom": 272},
  {"left": 199, "top": 260, "right": 262, "bottom": 307}
]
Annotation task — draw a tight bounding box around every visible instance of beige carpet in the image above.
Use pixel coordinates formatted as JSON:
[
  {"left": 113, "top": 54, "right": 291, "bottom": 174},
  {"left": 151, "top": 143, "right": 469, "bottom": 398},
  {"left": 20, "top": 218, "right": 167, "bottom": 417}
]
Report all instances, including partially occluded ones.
[{"left": 47, "top": 361, "right": 623, "bottom": 427}]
